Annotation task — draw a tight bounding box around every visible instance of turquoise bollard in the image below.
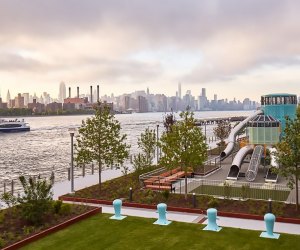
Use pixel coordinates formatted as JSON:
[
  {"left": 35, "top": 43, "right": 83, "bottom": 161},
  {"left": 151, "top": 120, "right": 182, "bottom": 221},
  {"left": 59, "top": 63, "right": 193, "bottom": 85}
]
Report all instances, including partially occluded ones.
[
  {"left": 203, "top": 208, "right": 222, "bottom": 232},
  {"left": 260, "top": 213, "right": 280, "bottom": 239},
  {"left": 110, "top": 199, "right": 127, "bottom": 220},
  {"left": 154, "top": 203, "right": 171, "bottom": 226}
]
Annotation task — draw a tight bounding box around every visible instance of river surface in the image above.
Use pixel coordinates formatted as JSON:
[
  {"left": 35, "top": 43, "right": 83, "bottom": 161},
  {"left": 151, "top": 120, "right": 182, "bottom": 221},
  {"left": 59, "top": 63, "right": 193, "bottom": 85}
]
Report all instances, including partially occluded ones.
[{"left": 0, "top": 110, "right": 253, "bottom": 187}]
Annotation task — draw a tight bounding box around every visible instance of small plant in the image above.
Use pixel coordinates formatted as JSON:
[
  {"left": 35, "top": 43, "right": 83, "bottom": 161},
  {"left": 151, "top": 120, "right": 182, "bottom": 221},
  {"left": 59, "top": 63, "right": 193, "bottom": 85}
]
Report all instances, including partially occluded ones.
[
  {"left": 161, "top": 190, "right": 170, "bottom": 201},
  {"left": 23, "top": 226, "right": 35, "bottom": 235},
  {"left": 272, "top": 202, "right": 284, "bottom": 216},
  {"left": 223, "top": 182, "right": 231, "bottom": 199},
  {"left": 0, "top": 236, "right": 6, "bottom": 248},
  {"left": 59, "top": 203, "right": 72, "bottom": 215},
  {"left": 207, "top": 197, "right": 219, "bottom": 208},
  {"left": 52, "top": 200, "right": 63, "bottom": 214},
  {"left": 241, "top": 184, "right": 250, "bottom": 200},
  {"left": 1, "top": 192, "right": 17, "bottom": 208}
]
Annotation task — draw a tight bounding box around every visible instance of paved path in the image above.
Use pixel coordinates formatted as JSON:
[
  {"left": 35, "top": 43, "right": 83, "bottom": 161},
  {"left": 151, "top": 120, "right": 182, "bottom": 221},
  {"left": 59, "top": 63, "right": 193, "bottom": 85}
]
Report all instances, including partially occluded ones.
[
  {"left": 65, "top": 201, "right": 300, "bottom": 235},
  {"left": 52, "top": 169, "right": 123, "bottom": 199}
]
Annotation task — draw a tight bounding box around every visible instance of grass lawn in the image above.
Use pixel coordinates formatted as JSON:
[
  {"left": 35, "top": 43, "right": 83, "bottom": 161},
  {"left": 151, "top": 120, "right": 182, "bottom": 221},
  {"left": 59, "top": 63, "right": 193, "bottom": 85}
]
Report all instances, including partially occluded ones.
[
  {"left": 22, "top": 214, "right": 299, "bottom": 250},
  {"left": 191, "top": 185, "right": 290, "bottom": 201}
]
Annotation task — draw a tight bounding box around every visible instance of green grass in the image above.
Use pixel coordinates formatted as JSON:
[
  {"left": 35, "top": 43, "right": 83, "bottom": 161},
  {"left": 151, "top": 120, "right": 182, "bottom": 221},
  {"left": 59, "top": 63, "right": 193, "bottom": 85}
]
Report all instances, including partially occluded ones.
[
  {"left": 21, "top": 214, "right": 299, "bottom": 250},
  {"left": 191, "top": 185, "right": 290, "bottom": 201}
]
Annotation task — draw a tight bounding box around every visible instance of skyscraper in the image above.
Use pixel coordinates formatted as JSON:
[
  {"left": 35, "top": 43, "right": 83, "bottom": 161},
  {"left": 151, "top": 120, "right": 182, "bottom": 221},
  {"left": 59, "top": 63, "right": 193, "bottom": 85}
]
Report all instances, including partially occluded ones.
[
  {"left": 201, "top": 88, "right": 206, "bottom": 97},
  {"left": 22, "top": 93, "right": 30, "bottom": 107},
  {"left": 178, "top": 82, "right": 181, "bottom": 99},
  {"left": 58, "top": 82, "right": 66, "bottom": 103},
  {"left": 6, "top": 90, "right": 11, "bottom": 108}
]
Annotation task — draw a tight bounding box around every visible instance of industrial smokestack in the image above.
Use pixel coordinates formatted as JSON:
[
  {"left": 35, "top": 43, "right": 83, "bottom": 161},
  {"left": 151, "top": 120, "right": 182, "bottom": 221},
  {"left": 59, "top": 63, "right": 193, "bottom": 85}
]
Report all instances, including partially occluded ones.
[
  {"left": 97, "top": 85, "right": 99, "bottom": 102},
  {"left": 77, "top": 87, "right": 79, "bottom": 98},
  {"left": 69, "top": 87, "right": 71, "bottom": 98},
  {"left": 90, "top": 85, "right": 93, "bottom": 103}
]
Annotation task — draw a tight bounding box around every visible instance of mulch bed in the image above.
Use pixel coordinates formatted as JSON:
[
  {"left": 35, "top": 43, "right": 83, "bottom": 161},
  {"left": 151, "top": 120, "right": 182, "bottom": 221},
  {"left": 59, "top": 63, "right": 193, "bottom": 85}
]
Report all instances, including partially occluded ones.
[
  {"left": 0, "top": 204, "right": 94, "bottom": 248},
  {"left": 70, "top": 173, "right": 300, "bottom": 219}
]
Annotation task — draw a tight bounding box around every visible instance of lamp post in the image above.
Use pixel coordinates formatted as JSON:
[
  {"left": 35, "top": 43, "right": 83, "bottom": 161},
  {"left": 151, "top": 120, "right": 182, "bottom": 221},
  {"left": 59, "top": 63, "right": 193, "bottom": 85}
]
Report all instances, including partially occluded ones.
[
  {"left": 69, "top": 128, "right": 76, "bottom": 193},
  {"left": 156, "top": 124, "right": 159, "bottom": 164},
  {"left": 268, "top": 198, "right": 272, "bottom": 213},
  {"left": 204, "top": 120, "right": 207, "bottom": 144}
]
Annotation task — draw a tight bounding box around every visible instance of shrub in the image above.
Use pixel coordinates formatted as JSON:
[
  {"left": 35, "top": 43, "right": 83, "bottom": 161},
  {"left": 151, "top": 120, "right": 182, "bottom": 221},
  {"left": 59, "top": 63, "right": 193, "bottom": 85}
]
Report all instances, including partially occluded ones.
[
  {"left": 241, "top": 184, "right": 250, "bottom": 200},
  {"left": 0, "top": 192, "right": 17, "bottom": 209},
  {"left": 59, "top": 203, "right": 72, "bottom": 215},
  {"left": 0, "top": 236, "right": 6, "bottom": 248},
  {"left": 161, "top": 190, "right": 170, "bottom": 201},
  {"left": 52, "top": 200, "right": 63, "bottom": 214},
  {"left": 207, "top": 197, "right": 219, "bottom": 208},
  {"left": 17, "top": 174, "right": 54, "bottom": 225},
  {"left": 223, "top": 182, "right": 231, "bottom": 199},
  {"left": 23, "top": 226, "right": 35, "bottom": 235}
]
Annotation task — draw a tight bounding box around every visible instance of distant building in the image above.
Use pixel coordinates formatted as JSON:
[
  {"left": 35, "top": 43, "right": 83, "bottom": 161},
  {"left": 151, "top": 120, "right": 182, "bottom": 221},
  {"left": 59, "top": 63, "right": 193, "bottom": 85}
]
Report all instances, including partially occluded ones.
[
  {"left": 15, "top": 93, "right": 25, "bottom": 108},
  {"left": 58, "top": 82, "right": 66, "bottom": 103},
  {"left": 6, "top": 90, "right": 11, "bottom": 108},
  {"left": 28, "top": 99, "right": 45, "bottom": 113},
  {"left": 138, "top": 96, "right": 148, "bottom": 113},
  {"left": 22, "top": 93, "right": 29, "bottom": 107},
  {"left": 63, "top": 102, "right": 75, "bottom": 111},
  {"left": 64, "top": 97, "right": 88, "bottom": 109},
  {"left": 46, "top": 102, "right": 62, "bottom": 113},
  {"left": 0, "top": 97, "right": 8, "bottom": 109}
]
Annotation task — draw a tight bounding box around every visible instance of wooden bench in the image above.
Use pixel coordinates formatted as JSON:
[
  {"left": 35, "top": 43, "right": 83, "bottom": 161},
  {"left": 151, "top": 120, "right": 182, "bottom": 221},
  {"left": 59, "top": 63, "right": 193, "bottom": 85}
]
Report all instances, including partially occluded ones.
[{"left": 145, "top": 185, "right": 172, "bottom": 191}]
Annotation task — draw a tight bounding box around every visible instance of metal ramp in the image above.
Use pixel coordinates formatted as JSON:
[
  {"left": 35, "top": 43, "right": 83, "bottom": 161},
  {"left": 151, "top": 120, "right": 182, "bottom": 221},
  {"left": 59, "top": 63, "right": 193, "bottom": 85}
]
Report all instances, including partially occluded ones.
[
  {"left": 245, "top": 145, "right": 263, "bottom": 181},
  {"left": 265, "top": 167, "right": 278, "bottom": 183}
]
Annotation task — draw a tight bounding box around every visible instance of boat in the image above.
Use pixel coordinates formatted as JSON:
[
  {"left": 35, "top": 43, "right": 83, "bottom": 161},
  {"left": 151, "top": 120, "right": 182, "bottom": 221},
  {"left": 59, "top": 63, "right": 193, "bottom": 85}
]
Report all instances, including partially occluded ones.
[{"left": 0, "top": 118, "right": 30, "bottom": 132}]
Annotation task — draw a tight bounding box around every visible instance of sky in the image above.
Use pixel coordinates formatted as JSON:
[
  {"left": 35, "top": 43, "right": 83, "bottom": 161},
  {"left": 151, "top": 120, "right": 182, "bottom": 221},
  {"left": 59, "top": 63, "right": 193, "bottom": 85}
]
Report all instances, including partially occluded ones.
[{"left": 0, "top": 0, "right": 300, "bottom": 101}]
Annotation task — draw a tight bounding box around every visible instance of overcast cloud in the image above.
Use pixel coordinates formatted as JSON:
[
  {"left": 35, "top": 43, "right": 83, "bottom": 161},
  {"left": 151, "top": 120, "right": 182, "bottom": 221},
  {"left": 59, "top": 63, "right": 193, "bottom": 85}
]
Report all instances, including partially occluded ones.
[{"left": 0, "top": 0, "right": 300, "bottom": 100}]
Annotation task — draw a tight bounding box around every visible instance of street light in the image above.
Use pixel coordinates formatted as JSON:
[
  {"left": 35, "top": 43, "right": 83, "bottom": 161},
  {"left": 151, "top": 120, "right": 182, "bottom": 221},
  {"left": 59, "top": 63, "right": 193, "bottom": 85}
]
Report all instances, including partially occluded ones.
[
  {"left": 69, "top": 128, "right": 76, "bottom": 193},
  {"left": 204, "top": 120, "right": 207, "bottom": 144},
  {"left": 156, "top": 124, "right": 159, "bottom": 164},
  {"left": 268, "top": 198, "right": 272, "bottom": 213}
]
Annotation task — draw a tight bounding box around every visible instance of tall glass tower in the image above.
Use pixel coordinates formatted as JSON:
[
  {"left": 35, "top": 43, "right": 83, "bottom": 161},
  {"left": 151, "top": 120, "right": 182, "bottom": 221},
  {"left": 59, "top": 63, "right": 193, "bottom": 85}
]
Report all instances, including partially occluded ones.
[{"left": 58, "top": 82, "right": 66, "bottom": 103}]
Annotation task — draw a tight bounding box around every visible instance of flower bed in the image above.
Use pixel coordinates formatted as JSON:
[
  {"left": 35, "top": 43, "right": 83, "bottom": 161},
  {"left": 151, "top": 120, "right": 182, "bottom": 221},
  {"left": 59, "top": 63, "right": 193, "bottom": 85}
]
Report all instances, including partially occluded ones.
[{"left": 63, "top": 172, "right": 300, "bottom": 220}]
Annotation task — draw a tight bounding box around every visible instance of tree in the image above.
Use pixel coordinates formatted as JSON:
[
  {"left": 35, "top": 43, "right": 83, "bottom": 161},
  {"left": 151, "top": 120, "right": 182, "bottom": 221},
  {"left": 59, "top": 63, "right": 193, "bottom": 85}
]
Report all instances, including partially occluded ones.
[
  {"left": 75, "top": 104, "right": 130, "bottom": 190},
  {"left": 274, "top": 106, "right": 300, "bottom": 211},
  {"left": 159, "top": 109, "right": 208, "bottom": 200},
  {"left": 213, "top": 120, "right": 231, "bottom": 145},
  {"left": 17, "top": 174, "right": 54, "bottom": 225},
  {"left": 163, "top": 111, "right": 176, "bottom": 132},
  {"left": 132, "top": 153, "right": 148, "bottom": 176},
  {"left": 137, "top": 128, "right": 156, "bottom": 165}
]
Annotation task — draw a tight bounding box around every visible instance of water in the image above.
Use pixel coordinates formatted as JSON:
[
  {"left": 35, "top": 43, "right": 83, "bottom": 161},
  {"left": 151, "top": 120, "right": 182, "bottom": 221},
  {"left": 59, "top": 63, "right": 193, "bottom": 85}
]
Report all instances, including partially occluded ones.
[{"left": 0, "top": 110, "right": 253, "bottom": 185}]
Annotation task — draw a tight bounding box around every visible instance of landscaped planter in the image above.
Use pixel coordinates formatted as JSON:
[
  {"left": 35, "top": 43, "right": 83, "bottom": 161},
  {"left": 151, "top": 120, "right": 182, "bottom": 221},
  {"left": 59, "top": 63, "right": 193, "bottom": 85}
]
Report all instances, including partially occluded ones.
[
  {"left": 59, "top": 195, "right": 300, "bottom": 224},
  {"left": 3, "top": 207, "right": 102, "bottom": 250}
]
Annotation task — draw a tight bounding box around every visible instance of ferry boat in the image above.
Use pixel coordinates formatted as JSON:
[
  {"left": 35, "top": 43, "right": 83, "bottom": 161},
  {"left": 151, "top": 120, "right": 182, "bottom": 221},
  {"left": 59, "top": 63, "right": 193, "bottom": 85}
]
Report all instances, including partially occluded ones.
[{"left": 0, "top": 119, "right": 30, "bottom": 132}]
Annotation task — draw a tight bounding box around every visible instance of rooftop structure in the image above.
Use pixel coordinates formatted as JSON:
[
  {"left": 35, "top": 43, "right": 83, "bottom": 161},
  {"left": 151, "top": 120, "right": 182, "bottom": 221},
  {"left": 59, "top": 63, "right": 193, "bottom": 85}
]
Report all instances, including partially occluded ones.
[{"left": 261, "top": 93, "right": 297, "bottom": 132}]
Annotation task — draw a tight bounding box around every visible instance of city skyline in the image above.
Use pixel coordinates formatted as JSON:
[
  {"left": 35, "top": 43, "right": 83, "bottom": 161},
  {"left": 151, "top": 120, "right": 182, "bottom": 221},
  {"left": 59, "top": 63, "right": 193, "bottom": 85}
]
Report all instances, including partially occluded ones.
[
  {"left": 0, "top": 83, "right": 258, "bottom": 113},
  {"left": 1, "top": 1, "right": 300, "bottom": 101}
]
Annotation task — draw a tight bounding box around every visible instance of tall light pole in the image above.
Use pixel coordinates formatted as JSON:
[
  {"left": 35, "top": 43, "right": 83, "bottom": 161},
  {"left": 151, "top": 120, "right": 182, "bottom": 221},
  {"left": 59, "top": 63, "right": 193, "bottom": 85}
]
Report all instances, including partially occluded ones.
[
  {"left": 69, "top": 128, "right": 76, "bottom": 193},
  {"left": 204, "top": 120, "right": 207, "bottom": 144},
  {"left": 156, "top": 124, "right": 159, "bottom": 164}
]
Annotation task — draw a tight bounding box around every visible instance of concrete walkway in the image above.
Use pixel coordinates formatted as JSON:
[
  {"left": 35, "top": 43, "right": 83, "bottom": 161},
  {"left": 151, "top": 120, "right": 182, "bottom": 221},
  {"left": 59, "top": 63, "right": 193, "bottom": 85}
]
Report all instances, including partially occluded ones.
[
  {"left": 65, "top": 201, "right": 300, "bottom": 235},
  {"left": 52, "top": 168, "right": 123, "bottom": 199}
]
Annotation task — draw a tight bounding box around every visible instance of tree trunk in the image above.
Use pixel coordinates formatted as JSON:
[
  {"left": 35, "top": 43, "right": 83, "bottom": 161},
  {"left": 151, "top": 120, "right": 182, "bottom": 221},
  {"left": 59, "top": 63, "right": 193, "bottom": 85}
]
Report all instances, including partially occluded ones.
[
  {"left": 184, "top": 173, "right": 188, "bottom": 200},
  {"left": 296, "top": 166, "right": 299, "bottom": 211},
  {"left": 99, "top": 161, "right": 102, "bottom": 191}
]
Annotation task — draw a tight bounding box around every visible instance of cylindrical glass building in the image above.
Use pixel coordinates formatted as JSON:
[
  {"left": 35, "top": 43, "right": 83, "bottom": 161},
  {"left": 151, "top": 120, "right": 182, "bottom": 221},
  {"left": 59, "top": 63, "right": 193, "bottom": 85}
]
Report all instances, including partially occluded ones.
[{"left": 261, "top": 93, "right": 297, "bottom": 133}]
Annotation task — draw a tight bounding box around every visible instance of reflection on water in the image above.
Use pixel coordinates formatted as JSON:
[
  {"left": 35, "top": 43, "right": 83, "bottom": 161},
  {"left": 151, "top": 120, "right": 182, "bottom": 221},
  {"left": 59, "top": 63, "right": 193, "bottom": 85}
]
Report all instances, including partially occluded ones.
[{"left": 0, "top": 111, "right": 252, "bottom": 186}]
